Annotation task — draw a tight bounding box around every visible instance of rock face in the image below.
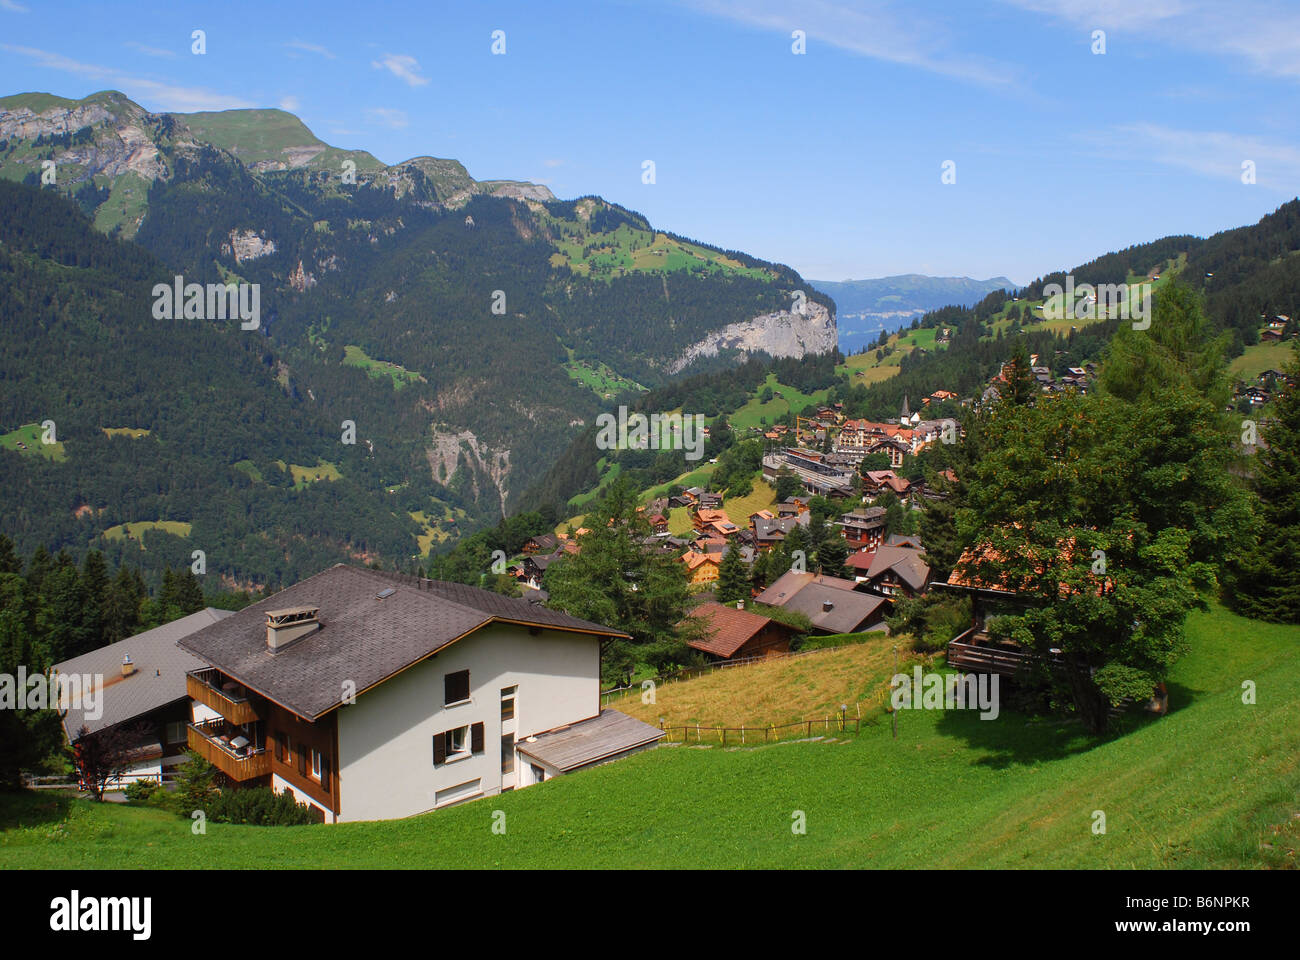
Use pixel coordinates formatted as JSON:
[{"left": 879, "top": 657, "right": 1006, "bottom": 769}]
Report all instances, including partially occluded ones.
[
  {"left": 667, "top": 299, "right": 837, "bottom": 374},
  {"left": 225, "top": 229, "right": 277, "bottom": 263}
]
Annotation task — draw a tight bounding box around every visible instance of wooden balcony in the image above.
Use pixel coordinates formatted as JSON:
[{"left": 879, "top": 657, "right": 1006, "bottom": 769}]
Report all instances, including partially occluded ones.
[
  {"left": 187, "top": 720, "right": 270, "bottom": 781},
  {"left": 187, "top": 668, "right": 260, "bottom": 724},
  {"left": 946, "top": 626, "right": 1068, "bottom": 678}
]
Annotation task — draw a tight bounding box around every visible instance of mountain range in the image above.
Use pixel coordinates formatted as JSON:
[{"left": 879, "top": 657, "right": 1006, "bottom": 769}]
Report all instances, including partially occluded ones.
[
  {"left": 0, "top": 89, "right": 837, "bottom": 588},
  {"left": 812, "top": 274, "right": 1015, "bottom": 351}
]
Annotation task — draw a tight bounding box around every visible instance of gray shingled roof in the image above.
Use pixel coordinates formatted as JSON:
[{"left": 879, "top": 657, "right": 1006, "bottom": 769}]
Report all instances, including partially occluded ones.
[
  {"left": 177, "top": 565, "right": 630, "bottom": 721},
  {"left": 755, "top": 572, "right": 885, "bottom": 633},
  {"left": 865, "top": 546, "right": 932, "bottom": 593},
  {"left": 53, "top": 607, "right": 234, "bottom": 742},
  {"left": 516, "top": 709, "right": 664, "bottom": 772}
]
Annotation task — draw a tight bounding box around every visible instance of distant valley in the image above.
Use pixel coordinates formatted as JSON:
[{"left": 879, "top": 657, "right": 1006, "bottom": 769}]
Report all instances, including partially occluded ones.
[{"left": 811, "top": 274, "right": 1015, "bottom": 352}]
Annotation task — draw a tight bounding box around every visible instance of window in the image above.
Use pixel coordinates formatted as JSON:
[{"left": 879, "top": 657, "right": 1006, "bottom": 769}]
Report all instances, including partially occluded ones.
[
  {"left": 444, "top": 670, "right": 470, "bottom": 705},
  {"left": 434, "top": 722, "right": 484, "bottom": 765},
  {"left": 165, "top": 721, "right": 186, "bottom": 744},
  {"left": 311, "top": 748, "right": 322, "bottom": 780},
  {"left": 531, "top": 764, "right": 546, "bottom": 784},
  {"left": 447, "top": 726, "right": 468, "bottom": 758},
  {"left": 500, "top": 685, "right": 516, "bottom": 721},
  {"left": 279, "top": 733, "right": 290, "bottom": 763},
  {"left": 501, "top": 733, "right": 515, "bottom": 774}
]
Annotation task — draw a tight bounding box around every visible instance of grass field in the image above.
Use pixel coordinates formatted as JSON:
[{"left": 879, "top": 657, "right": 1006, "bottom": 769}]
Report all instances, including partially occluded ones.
[
  {"left": 288, "top": 461, "right": 342, "bottom": 489},
  {"left": 2, "top": 602, "right": 1295, "bottom": 869},
  {"left": 102, "top": 520, "right": 192, "bottom": 542},
  {"left": 562, "top": 358, "right": 645, "bottom": 399},
  {"left": 1229, "top": 339, "right": 1297, "bottom": 381},
  {"left": 101, "top": 427, "right": 151, "bottom": 439},
  {"left": 728, "top": 374, "right": 832, "bottom": 432},
  {"left": 0, "top": 423, "right": 66, "bottom": 461},
  {"left": 342, "top": 345, "right": 424, "bottom": 389},
  {"left": 612, "top": 635, "right": 920, "bottom": 728}
]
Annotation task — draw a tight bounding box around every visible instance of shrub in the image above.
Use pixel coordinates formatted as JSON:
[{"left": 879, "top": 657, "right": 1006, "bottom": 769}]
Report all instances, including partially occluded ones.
[
  {"left": 207, "top": 787, "right": 320, "bottom": 826},
  {"left": 123, "top": 779, "right": 159, "bottom": 803}
]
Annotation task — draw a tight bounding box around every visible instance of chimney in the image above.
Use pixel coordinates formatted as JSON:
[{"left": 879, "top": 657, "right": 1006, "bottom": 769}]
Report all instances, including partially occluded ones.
[
  {"left": 121, "top": 654, "right": 135, "bottom": 678},
  {"left": 822, "top": 600, "right": 834, "bottom": 612},
  {"left": 735, "top": 600, "right": 744, "bottom": 610},
  {"left": 266, "top": 607, "right": 321, "bottom": 652}
]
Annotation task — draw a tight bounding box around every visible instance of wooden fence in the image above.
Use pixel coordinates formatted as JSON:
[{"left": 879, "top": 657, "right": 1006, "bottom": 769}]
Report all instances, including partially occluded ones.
[{"left": 661, "top": 714, "right": 864, "bottom": 746}]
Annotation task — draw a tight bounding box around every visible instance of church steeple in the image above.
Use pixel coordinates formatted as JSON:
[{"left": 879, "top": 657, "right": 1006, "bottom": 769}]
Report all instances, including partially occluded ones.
[{"left": 900, "top": 394, "right": 910, "bottom": 420}]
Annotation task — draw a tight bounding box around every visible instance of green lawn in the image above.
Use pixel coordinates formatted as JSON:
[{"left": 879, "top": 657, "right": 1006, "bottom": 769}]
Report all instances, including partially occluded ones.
[
  {"left": 288, "top": 461, "right": 342, "bottom": 489},
  {"left": 102, "top": 520, "right": 192, "bottom": 542},
  {"left": 2, "top": 602, "right": 1295, "bottom": 869},
  {"left": 0, "top": 423, "right": 66, "bottom": 461},
  {"left": 562, "top": 358, "right": 645, "bottom": 400},
  {"left": 1229, "top": 339, "right": 1297, "bottom": 381},
  {"left": 342, "top": 345, "right": 424, "bottom": 389},
  {"left": 728, "top": 374, "right": 831, "bottom": 432}
]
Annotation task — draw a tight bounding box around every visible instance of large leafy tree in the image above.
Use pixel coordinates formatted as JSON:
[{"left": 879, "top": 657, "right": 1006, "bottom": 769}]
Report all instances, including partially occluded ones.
[
  {"left": 957, "top": 387, "right": 1248, "bottom": 732},
  {"left": 543, "top": 476, "right": 701, "bottom": 684}
]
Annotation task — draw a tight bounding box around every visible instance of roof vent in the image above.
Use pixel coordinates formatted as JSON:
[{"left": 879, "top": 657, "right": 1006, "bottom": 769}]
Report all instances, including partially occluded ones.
[
  {"left": 266, "top": 607, "right": 320, "bottom": 652},
  {"left": 376, "top": 587, "right": 396, "bottom": 600}
]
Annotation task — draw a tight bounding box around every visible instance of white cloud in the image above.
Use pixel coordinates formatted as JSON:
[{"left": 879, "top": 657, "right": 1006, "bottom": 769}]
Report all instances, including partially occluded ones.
[
  {"left": 1087, "top": 122, "right": 1300, "bottom": 191},
  {"left": 2, "top": 44, "right": 254, "bottom": 111},
  {"left": 677, "top": 0, "right": 1020, "bottom": 87},
  {"left": 1002, "top": 0, "right": 1300, "bottom": 80},
  {"left": 279, "top": 95, "right": 301, "bottom": 112},
  {"left": 124, "top": 41, "right": 178, "bottom": 59},
  {"left": 286, "top": 40, "right": 335, "bottom": 59},
  {"left": 367, "top": 107, "right": 409, "bottom": 128},
  {"left": 371, "top": 53, "right": 430, "bottom": 87},
  {"left": 1, "top": 0, "right": 30, "bottom": 12}
]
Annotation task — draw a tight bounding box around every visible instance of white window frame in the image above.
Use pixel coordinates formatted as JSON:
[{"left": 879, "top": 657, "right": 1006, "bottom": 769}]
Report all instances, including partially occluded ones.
[
  {"left": 311, "top": 748, "right": 322, "bottom": 780},
  {"left": 446, "top": 725, "right": 470, "bottom": 762}
]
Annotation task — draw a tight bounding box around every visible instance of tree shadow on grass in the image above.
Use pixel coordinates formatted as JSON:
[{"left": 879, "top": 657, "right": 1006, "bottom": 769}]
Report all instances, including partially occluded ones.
[
  {"left": 0, "top": 788, "right": 75, "bottom": 831},
  {"left": 931, "top": 694, "right": 1166, "bottom": 770}
]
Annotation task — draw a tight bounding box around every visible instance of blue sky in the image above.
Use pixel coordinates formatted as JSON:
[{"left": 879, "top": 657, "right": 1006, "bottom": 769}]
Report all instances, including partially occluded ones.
[{"left": 2, "top": 0, "right": 1298, "bottom": 286}]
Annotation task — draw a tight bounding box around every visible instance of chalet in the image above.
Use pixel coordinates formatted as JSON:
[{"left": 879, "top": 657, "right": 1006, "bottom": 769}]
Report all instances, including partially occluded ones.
[
  {"left": 53, "top": 608, "right": 235, "bottom": 790},
  {"left": 838, "top": 506, "right": 887, "bottom": 552},
  {"left": 681, "top": 601, "right": 798, "bottom": 662},
  {"left": 693, "top": 508, "right": 739, "bottom": 539},
  {"left": 680, "top": 549, "right": 722, "bottom": 585},
  {"left": 522, "top": 533, "right": 558, "bottom": 555},
  {"left": 859, "top": 545, "right": 931, "bottom": 598},
  {"left": 697, "top": 491, "right": 724, "bottom": 510},
  {"left": 867, "top": 438, "right": 908, "bottom": 468},
  {"left": 646, "top": 513, "right": 669, "bottom": 536},
  {"left": 754, "top": 572, "right": 889, "bottom": 634},
  {"left": 776, "top": 496, "right": 809, "bottom": 518},
  {"left": 752, "top": 513, "right": 810, "bottom": 551},
  {"left": 862, "top": 470, "right": 911, "bottom": 499},
  {"left": 178, "top": 564, "right": 660, "bottom": 822},
  {"left": 1260, "top": 329, "right": 1284, "bottom": 343}
]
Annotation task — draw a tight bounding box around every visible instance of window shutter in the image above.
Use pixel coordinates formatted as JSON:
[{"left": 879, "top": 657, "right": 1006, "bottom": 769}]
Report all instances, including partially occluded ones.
[
  {"left": 275, "top": 733, "right": 285, "bottom": 762},
  {"left": 433, "top": 731, "right": 446, "bottom": 766},
  {"left": 471, "top": 722, "right": 484, "bottom": 755},
  {"left": 320, "top": 751, "right": 331, "bottom": 794},
  {"left": 297, "top": 743, "right": 307, "bottom": 776}
]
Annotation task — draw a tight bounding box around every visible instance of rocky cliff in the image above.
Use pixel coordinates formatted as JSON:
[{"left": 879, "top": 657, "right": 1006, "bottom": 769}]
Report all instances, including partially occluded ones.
[{"left": 666, "top": 299, "right": 837, "bottom": 373}]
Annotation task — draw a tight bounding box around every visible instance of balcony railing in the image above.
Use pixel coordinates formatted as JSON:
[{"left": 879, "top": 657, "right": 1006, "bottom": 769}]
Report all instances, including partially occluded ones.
[
  {"left": 187, "top": 719, "right": 270, "bottom": 781},
  {"left": 187, "top": 668, "right": 260, "bottom": 724}
]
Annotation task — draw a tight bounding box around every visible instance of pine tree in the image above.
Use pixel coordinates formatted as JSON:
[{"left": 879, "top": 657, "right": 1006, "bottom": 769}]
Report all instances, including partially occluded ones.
[
  {"left": 1224, "top": 349, "right": 1300, "bottom": 621},
  {"left": 716, "top": 545, "right": 748, "bottom": 605}
]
